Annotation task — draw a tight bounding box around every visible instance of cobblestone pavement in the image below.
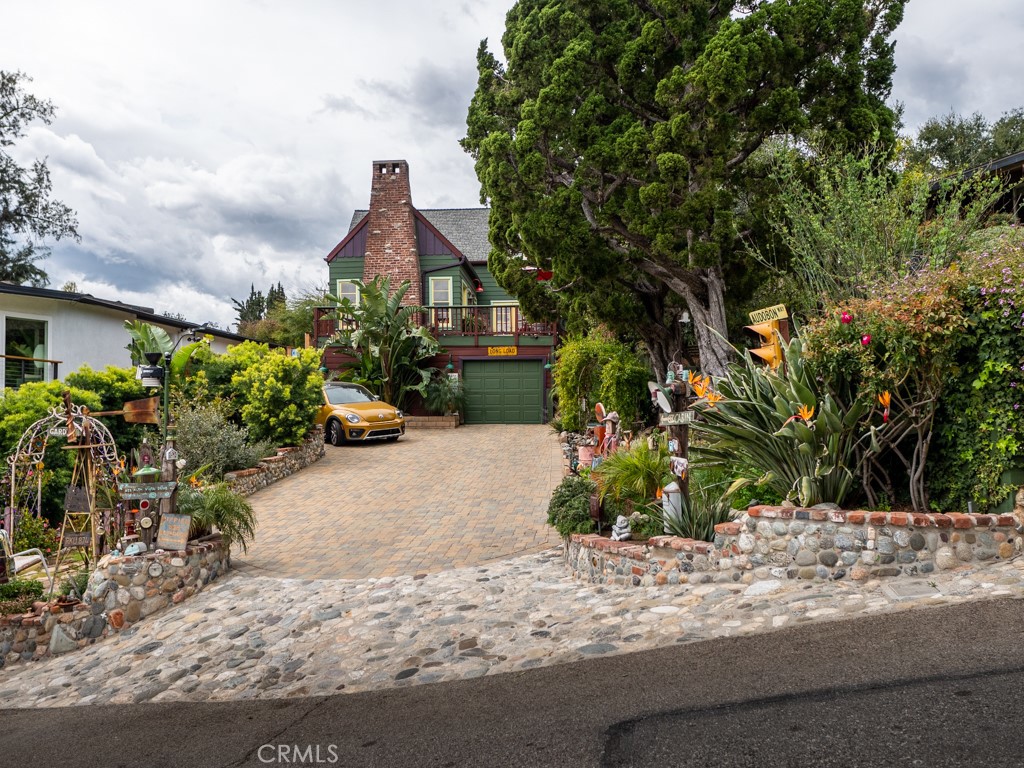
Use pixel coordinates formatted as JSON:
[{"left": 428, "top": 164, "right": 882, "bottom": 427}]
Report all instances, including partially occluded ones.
[
  {"left": 3, "top": 548, "right": 1024, "bottom": 709},
  {"left": 233, "top": 425, "right": 562, "bottom": 579}
]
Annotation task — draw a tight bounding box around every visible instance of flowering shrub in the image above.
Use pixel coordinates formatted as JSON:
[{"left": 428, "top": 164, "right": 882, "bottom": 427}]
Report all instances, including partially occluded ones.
[
  {"left": 804, "top": 228, "right": 1024, "bottom": 511},
  {"left": 13, "top": 513, "right": 60, "bottom": 555},
  {"left": 930, "top": 232, "right": 1024, "bottom": 510}
]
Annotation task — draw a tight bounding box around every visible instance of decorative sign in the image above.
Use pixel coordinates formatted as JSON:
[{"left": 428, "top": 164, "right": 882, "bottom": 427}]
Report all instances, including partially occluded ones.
[
  {"left": 64, "top": 485, "right": 91, "bottom": 513},
  {"left": 117, "top": 481, "right": 177, "bottom": 500},
  {"left": 48, "top": 426, "right": 69, "bottom": 438},
  {"left": 660, "top": 410, "right": 696, "bottom": 426},
  {"left": 487, "top": 346, "right": 518, "bottom": 356},
  {"left": 156, "top": 513, "right": 191, "bottom": 551},
  {"left": 748, "top": 304, "right": 789, "bottom": 324},
  {"left": 61, "top": 531, "right": 93, "bottom": 549}
]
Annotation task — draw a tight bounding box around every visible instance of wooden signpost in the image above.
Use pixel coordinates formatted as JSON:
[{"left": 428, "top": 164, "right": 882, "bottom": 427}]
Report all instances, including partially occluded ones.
[{"left": 156, "top": 513, "right": 190, "bottom": 551}]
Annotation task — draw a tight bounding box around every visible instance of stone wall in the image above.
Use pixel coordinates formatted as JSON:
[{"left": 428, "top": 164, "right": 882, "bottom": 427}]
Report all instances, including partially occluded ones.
[
  {"left": 567, "top": 506, "right": 1021, "bottom": 587},
  {"left": 404, "top": 415, "right": 459, "bottom": 429},
  {"left": 225, "top": 425, "right": 324, "bottom": 496},
  {"left": 0, "top": 538, "right": 229, "bottom": 670}
]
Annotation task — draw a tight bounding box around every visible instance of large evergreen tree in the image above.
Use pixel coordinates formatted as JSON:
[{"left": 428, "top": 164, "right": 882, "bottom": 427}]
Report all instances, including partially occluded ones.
[
  {"left": 463, "top": 0, "right": 906, "bottom": 376},
  {"left": 0, "top": 70, "right": 79, "bottom": 286}
]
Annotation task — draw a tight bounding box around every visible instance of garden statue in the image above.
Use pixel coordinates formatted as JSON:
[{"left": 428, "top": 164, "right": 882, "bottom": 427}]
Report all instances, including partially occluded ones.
[{"left": 610, "top": 515, "right": 631, "bottom": 541}]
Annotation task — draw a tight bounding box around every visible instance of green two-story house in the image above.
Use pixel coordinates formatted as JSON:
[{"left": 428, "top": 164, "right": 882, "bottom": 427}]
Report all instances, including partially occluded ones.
[{"left": 316, "top": 159, "right": 557, "bottom": 424}]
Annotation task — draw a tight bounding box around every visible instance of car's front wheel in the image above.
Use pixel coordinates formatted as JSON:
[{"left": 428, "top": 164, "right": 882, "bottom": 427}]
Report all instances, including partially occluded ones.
[{"left": 327, "top": 419, "right": 346, "bottom": 446}]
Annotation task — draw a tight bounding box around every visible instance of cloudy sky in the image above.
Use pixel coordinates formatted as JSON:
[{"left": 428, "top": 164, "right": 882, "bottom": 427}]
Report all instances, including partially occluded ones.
[{"left": 3, "top": 1, "right": 1023, "bottom": 330}]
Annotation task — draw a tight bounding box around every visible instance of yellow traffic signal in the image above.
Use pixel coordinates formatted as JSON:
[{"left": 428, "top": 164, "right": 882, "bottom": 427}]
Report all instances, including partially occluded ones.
[{"left": 744, "top": 320, "right": 782, "bottom": 369}]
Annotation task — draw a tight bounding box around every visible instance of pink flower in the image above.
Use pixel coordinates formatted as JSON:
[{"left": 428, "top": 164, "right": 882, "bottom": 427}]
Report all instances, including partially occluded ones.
[
  {"left": 861, "top": 334, "right": 871, "bottom": 346},
  {"left": 840, "top": 311, "right": 852, "bottom": 324}
]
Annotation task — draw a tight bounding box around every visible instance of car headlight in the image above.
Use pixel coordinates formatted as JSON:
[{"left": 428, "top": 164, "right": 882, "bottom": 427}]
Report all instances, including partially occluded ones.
[
  {"left": 344, "top": 413, "right": 361, "bottom": 424},
  {"left": 395, "top": 410, "right": 404, "bottom": 418}
]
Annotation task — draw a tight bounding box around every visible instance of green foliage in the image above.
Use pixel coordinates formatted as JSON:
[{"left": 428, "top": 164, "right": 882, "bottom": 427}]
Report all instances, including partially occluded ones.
[
  {"left": 233, "top": 348, "right": 324, "bottom": 446},
  {"left": 0, "top": 577, "right": 44, "bottom": 615},
  {"left": 546, "top": 475, "right": 598, "bottom": 538},
  {"left": 0, "top": 381, "right": 101, "bottom": 523},
  {"left": 802, "top": 265, "right": 967, "bottom": 510},
  {"left": 64, "top": 365, "right": 147, "bottom": 459},
  {"left": 928, "top": 234, "right": 1024, "bottom": 510},
  {"left": 593, "top": 440, "right": 671, "bottom": 504},
  {"left": 463, "top": 0, "right": 905, "bottom": 375},
  {"left": 597, "top": 347, "right": 653, "bottom": 430},
  {"left": 552, "top": 335, "right": 607, "bottom": 432},
  {"left": 177, "top": 483, "right": 257, "bottom": 552},
  {"left": 423, "top": 372, "right": 467, "bottom": 416},
  {"left": 661, "top": 474, "right": 737, "bottom": 543},
  {"left": 174, "top": 404, "right": 273, "bottom": 480},
  {"left": 12, "top": 513, "right": 59, "bottom": 555},
  {"left": 123, "top": 320, "right": 173, "bottom": 365},
  {"left": 758, "top": 142, "right": 1004, "bottom": 308},
  {"left": 239, "top": 288, "right": 327, "bottom": 348},
  {"left": 58, "top": 568, "right": 89, "bottom": 598},
  {"left": 553, "top": 333, "right": 652, "bottom": 431},
  {"left": 0, "top": 70, "right": 80, "bottom": 287},
  {"left": 325, "top": 276, "right": 438, "bottom": 409},
  {"left": 692, "top": 336, "right": 874, "bottom": 507},
  {"left": 906, "top": 107, "right": 1024, "bottom": 173}
]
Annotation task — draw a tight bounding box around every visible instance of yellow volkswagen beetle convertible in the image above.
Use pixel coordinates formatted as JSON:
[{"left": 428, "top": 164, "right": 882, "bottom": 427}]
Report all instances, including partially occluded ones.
[{"left": 315, "top": 382, "right": 406, "bottom": 445}]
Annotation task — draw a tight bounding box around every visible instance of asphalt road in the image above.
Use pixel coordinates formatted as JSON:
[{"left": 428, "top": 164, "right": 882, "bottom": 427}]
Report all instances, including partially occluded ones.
[{"left": 3, "top": 598, "right": 1024, "bottom": 768}]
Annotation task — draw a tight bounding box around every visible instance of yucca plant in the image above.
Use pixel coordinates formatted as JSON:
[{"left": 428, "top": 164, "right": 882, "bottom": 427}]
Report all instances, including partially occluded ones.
[
  {"left": 692, "top": 334, "right": 879, "bottom": 507},
  {"left": 593, "top": 439, "right": 673, "bottom": 503},
  {"left": 660, "top": 482, "right": 736, "bottom": 541},
  {"left": 177, "top": 483, "right": 257, "bottom": 552}
]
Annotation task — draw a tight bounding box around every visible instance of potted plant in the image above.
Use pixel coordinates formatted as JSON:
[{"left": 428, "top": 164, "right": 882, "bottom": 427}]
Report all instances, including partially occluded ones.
[{"left": 423, "top": 372, "right": 467, "bottom": 421}]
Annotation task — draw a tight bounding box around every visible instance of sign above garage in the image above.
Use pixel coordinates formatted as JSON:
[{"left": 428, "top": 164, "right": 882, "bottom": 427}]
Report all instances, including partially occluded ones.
[{"left": 487, "top": 346, "right": 518, "bottom": 356}]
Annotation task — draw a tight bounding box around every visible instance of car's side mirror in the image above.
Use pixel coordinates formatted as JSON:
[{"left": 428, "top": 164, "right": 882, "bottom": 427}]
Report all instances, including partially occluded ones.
[{"left": 372, "top": 395, "right": 380, "bottom": 401}]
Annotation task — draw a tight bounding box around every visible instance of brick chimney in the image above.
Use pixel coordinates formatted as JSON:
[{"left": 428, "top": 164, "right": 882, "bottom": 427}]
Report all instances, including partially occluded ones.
[{"left": 362, "top": 160, "right": 421, "bottom": 306}]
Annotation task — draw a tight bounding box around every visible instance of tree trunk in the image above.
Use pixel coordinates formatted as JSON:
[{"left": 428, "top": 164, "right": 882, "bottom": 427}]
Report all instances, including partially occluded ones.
[{"left": 640, "top": 263, "right": 732, "bottom": 378}]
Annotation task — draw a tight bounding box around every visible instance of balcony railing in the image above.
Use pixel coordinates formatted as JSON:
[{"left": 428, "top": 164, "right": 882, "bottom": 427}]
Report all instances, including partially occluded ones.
[
  {"left": 1, "top": 354, "right": 61, "bottom": 390},
  {"left": 314, "top": 305, "right": 556, "bottom": 342}
]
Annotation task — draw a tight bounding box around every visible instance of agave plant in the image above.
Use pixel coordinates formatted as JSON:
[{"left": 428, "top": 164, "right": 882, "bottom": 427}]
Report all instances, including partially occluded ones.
[{"left": 692, "top": 334, "right": 879, "bottom": 507}]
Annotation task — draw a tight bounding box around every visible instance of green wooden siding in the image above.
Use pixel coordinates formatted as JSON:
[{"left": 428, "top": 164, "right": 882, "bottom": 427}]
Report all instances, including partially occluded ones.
[
  {"left": 473, "top": 265, "right": 516, "bottom": 304},
  {"left": 462, "top": 359, "right": 544, "bottom": 424},
  {"left": 329, "top": 258, "right": 364, "bottom": 287}
]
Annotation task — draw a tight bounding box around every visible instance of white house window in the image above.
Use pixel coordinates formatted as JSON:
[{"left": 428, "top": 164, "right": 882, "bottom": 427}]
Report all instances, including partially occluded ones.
[
  {"left": 4, "top": 316, "right": 48, "bottom": 388},
  {"left": 430, "top": 276, "right": 452, "bottom": 329},
  {"left": 336, "top": 280, "right": 360, "bottom": 307}
]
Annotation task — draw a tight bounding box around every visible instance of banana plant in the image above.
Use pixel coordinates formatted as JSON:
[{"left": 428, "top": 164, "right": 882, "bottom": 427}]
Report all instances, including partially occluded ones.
[{"left": 692, "top": 334, "right": 880, "bottom": 507}]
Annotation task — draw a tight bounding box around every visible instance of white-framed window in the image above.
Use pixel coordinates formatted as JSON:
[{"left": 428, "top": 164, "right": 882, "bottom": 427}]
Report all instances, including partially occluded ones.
[
  {"left": 2, "top": 312, "right": 50, "bottom": 389},
  {"left": 430, "top": 276, "right": 452, "bottom": 329},
  {"left": 491, "top": 302, "right": 519, "bottom": 335},
  {"left": 336, "top": 279, "right": 360, "bottom": 307}
]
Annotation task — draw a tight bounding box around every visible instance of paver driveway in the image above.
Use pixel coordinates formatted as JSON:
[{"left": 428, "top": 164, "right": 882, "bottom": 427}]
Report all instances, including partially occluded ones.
[{"left": 233, "top": 424, "right": 562, "bottom": 579}]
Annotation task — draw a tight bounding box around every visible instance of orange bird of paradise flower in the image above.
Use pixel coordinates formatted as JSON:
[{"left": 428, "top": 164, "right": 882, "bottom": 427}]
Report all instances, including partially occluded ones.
[
  {"left": 878, "top": 391, "right": 891, "bottom": 423},
  {"left": 704, "top": 390, "right": 724, "bottom": 408},
  {"left": 797, "top": 404, "right": 815, "bottom": 422}
]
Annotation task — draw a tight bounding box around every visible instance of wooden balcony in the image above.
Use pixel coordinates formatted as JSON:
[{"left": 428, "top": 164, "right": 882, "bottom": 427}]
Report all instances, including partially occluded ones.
[{"left": 314, "top": 305, "right": 556, "bottom": 344}]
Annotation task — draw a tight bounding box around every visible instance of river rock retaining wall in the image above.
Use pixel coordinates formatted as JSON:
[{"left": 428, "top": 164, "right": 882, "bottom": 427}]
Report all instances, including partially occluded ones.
[
  {"left": 225, "top": 425, "right": 324, "bottom": 496},
  {"left": 0, "top": 538, "right": 229, "bottom": 671},
  {"left": 567, "top": 506, "right": 1021, "bottom": 587}
]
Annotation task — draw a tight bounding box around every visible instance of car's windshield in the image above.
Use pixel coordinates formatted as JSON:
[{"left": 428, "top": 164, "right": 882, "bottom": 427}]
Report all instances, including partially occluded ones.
[{"left": 325, "top": 384, "right": 377, "bottom": 405}]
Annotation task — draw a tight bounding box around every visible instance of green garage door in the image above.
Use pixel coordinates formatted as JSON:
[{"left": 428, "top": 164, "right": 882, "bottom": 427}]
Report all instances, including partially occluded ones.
[{"left": 463, "top": 359, "right": 544, "bottom": 424}]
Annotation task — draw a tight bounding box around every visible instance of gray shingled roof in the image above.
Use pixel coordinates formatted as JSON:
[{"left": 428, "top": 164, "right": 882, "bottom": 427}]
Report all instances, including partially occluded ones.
[{"left": 349, "top": 207, "right": 492, "bottom": 263}]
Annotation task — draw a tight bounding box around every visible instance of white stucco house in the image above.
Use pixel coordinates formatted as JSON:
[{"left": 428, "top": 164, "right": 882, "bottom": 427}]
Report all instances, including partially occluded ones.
[{"left": 0, "top": 283, "right": 252, "bottom": 389}]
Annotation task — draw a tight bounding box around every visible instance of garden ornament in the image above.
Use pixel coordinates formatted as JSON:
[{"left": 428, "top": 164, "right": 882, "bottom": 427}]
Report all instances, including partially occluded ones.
[
  {"left": 610, "top": 515, "right": 631, "bottom": 541},
  {"left": 124, "top": 542, "right": 147, "bottom": 557}
]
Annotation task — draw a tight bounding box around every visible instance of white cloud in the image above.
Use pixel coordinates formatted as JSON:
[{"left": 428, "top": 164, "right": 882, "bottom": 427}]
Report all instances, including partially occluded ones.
[{"left": 3, "top": 0, "right": 1024, "bottom": 332}]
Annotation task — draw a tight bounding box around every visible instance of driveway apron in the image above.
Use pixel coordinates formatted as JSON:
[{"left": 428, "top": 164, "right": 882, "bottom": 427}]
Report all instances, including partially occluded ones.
[{"left": 234, "top": 424, "right": 563, "bottom": 579}]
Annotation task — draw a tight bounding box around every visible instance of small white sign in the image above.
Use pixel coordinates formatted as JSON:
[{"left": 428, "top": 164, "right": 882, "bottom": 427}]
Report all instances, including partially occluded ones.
[{"left": 660, "top": 410, "right": 695, "bottom": 426}]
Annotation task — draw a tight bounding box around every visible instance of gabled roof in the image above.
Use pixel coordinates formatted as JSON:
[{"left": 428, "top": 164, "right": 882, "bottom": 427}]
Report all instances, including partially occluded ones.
[
  {"left": 347, "top": 207, "right": 492, "bottom": 263},
  {"left": 0, "top": 282, "right": 255, "bottom": 343}
]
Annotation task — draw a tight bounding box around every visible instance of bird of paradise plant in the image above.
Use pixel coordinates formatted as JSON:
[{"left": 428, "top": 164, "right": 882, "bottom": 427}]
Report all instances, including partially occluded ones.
[{"left": 692, "top": 334, "right": 881, "bottom": 507}]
